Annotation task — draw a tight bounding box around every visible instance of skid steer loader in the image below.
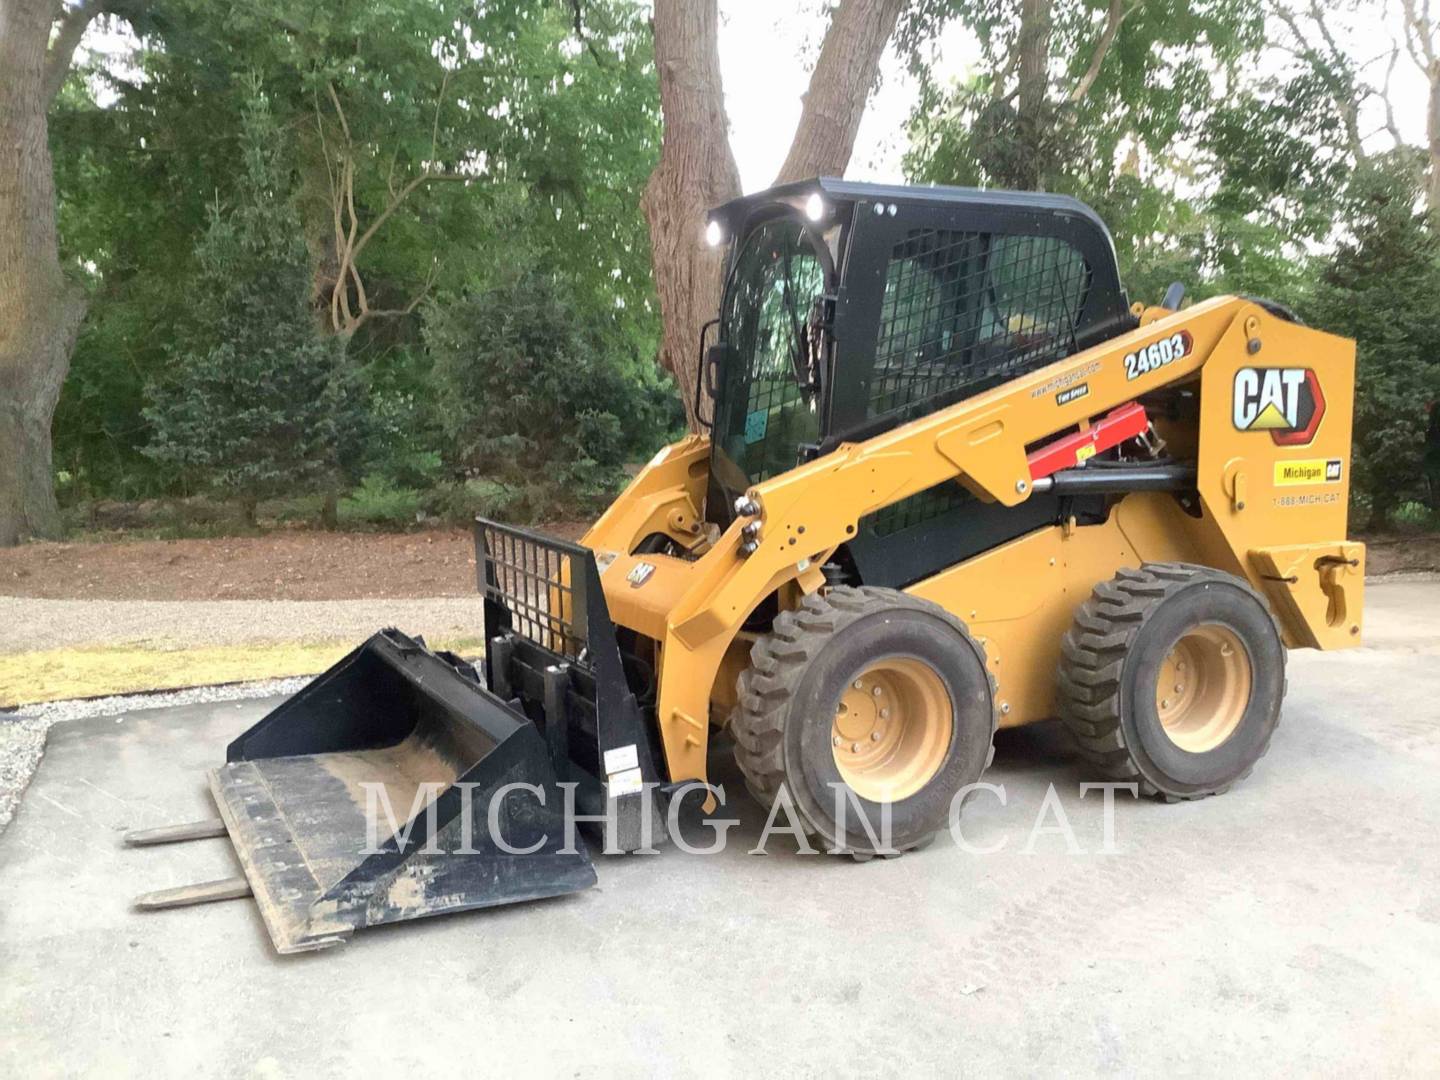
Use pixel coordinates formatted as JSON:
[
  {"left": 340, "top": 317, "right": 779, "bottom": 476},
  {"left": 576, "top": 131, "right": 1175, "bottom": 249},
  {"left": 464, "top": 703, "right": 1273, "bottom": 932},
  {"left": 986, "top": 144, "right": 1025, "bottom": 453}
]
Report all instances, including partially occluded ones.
[{"left": 130, "top": 179, "right": 1364, "bottom": 952}]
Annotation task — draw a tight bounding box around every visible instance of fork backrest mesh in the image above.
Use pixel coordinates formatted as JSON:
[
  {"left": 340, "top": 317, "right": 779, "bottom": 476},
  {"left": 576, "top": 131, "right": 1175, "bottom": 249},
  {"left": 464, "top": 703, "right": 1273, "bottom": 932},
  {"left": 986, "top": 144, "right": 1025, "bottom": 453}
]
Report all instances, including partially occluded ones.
[{"left": 478, "top": 523, "right": 584, "bottom": 660}]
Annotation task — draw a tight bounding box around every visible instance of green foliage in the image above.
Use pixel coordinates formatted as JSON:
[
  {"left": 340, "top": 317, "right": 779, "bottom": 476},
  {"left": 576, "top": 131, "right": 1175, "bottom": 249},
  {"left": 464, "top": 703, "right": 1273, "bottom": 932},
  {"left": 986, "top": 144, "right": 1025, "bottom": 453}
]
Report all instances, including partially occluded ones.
[
  {"left": 338, "top": 473, "right": 426, "bottom": 527},
  {"left": 901, "top": 1, "right": 1440, "bottom": 525},
  {"left": 47, "top": 0, "right": 1440, "bottom": 538},
  {"left": 906, "top": 0, "right": 1264, "bottom": 188},
  {"left": 1391, "top": 501, "right": 1440, "bottom": 532},
  {"left": 51, "top": 0, "right": 661, "bottom": 516},
  {"left": 426, "top": 271, "right": 682, "bottom": 521},
  {"left": 141, "top": 86, "right": 361, "bottom": 515},
  {"left": 902, "top": 0, "right": 1330, "bottom": 307},
  {"left": 1308, "top": 158, "right": 1440, "bottom": 526},
  {"left": 357, "top": 345, "right": 448, "bottom": 488}
]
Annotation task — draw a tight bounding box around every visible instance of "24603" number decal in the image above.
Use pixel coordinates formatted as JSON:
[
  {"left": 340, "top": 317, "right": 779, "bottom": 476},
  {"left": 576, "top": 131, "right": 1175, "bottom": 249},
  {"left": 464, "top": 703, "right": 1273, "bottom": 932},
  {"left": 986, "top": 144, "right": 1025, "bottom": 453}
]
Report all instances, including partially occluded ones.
[{"left": 1125, "top": 330, "right": 1194, "bottom": 380}]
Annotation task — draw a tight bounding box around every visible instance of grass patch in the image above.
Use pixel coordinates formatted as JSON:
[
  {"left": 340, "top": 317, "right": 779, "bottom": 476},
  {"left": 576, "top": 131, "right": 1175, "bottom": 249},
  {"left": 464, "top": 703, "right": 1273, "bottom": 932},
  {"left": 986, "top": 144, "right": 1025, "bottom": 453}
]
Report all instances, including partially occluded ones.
[{"left": 1, "top": 637, "right": 485, "bottom": 708}]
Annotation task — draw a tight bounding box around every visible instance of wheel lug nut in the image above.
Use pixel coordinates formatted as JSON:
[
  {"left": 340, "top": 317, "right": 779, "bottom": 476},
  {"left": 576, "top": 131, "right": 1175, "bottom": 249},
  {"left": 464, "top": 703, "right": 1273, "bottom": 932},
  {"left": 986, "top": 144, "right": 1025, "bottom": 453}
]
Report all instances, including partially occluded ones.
[
  {"left": 870, "top": 731, "right": 882, "bottom": 741},
  {"left": 1174, "top": 684, "right": 1183, "bottom": 694},
  {"left": 872, "top": 687, "right": 882, "bottom": 697},
  {"left": 851, "top": 742, "right": 861, "bottom": 753},
  {"left": 1161, "top": 699, "right": 1171, "bottom": 709},
  {"left": 879, "top": 708, "right": 889, "bottom": 719},
  {"left": 853, "top": 680, "right": 864, "bottom": 690},
  {"left": 832, "top": 735, "right": 842, "bottom": 747}
]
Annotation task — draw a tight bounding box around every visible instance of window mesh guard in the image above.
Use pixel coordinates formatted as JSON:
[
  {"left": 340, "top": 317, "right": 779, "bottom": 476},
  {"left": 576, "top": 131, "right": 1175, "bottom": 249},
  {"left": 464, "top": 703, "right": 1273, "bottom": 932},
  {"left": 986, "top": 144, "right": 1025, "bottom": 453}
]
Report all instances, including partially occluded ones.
[
  {"left": 476, "top": 520, "right": 588, "bottom": 660},
  {"left": 869, "top": 229, "right": 1091, "bottom": 420},
  {"left": 861, "top": 229, "right": 1090, "bottom": 538}
]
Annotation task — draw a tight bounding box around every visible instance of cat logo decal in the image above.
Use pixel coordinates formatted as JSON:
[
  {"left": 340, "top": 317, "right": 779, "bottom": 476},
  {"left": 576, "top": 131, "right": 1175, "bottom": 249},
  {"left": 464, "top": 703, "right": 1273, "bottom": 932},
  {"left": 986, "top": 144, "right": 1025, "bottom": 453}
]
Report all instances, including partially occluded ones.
[{"left": 1233, "top": 367, "right": 1326, "bottom": 446}]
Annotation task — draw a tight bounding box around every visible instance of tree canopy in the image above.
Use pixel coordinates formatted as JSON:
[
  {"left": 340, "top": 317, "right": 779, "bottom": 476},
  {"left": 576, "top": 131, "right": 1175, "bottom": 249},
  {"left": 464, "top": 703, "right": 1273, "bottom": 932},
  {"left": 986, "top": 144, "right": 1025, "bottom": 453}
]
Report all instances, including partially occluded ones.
[
  {"left": 13, "top": 0, "right": 1440, "bottom": 533},
  {"left": 51, "top": 0, "right": 662, "bottom": 511}
]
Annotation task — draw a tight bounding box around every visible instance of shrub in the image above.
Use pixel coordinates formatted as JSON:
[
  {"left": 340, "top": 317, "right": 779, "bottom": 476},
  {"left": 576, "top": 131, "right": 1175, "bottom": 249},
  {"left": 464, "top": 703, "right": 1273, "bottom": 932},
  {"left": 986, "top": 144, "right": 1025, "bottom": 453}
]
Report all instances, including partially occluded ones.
[
  {"left": 1309, "top": 159, "right": 1440, "bottom": 523},
  {"left": 338, "top": 474, "right": 426, "bottom": 527},
  {"left": 142, "top": 83, "right": 363, "bottom": 522},
  {"left": 1348, "top": 489, "right": 1375, "bottom": 533},
  {"left": 426, "top": 272, "right": 681, "bottom": 521},
  {"left": 360, "top": 346, "right": 448, "bottom": 490},
  {"left": 1390, "top": 501, "right": 1438, "bottom": 533}
]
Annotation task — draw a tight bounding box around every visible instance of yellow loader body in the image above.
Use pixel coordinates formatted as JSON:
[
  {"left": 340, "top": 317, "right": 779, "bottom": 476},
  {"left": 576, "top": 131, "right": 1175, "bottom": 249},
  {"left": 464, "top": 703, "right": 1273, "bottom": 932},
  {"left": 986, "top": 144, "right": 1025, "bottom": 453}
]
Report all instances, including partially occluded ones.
[{"left": 583, "top": 296, "right": 1363, "bottom": 795}]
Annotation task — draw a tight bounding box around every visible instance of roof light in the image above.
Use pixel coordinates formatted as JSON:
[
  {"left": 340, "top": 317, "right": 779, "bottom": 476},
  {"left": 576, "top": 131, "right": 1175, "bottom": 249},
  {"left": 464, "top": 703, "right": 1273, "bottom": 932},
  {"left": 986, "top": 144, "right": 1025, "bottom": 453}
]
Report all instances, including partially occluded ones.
[
  {"left": 805, "top": 192, "right": 826, "bottom": 222},
  {"left": 705, "top": 220, "right": 724, "bottom": 247}
]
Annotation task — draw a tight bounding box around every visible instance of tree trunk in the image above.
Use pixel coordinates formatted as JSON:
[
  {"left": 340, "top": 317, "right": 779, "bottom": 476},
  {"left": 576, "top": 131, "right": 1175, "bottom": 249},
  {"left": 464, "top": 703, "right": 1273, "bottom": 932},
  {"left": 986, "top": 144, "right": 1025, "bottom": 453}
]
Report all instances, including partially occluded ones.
[
  {"left": 774, "top": 0, "right": 907, "bottom": 184},
  {"left": 0, "top": 0, "right": 89, "bottom": 546},
  {"left": 1015, "top": 0, "right": 1053, "bottom": 190},
  {"left": 1017, "top": 0, "right": 1052, "bottom": 120},
  {"left": 641, "top": 0, "right": 742, "bottom": 431},
  {"left": 645, "top": 0, "right": 907, "bottom": 429},
  {"left": 1428, "top": 61, "right": 1440, "bottom": 214}
]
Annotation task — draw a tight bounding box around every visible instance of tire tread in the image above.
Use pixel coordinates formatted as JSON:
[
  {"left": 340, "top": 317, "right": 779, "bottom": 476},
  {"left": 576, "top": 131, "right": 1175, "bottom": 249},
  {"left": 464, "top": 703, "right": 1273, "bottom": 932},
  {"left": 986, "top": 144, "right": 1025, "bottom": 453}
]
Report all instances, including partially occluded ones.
[
  {"left": 730, "top": 586, "right": 998, "bottom": 846},
  {"left": 1055, "top": 562, "right": 1287, "bottom": 801}
]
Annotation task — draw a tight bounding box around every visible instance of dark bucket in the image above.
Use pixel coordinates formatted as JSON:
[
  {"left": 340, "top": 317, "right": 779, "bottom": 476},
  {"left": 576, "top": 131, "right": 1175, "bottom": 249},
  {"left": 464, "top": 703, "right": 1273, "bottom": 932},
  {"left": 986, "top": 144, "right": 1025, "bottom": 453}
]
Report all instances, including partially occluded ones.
[{"left": 210, "top": 629, "right": 595, "bottom": 953}]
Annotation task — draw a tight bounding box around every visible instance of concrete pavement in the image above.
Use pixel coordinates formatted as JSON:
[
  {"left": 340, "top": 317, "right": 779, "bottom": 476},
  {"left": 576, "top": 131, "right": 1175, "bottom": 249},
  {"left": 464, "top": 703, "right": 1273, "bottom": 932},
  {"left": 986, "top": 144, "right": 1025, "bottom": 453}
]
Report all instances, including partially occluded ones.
[{"left": 1, "top": 583, "right": 1438, "bottom": 1076}]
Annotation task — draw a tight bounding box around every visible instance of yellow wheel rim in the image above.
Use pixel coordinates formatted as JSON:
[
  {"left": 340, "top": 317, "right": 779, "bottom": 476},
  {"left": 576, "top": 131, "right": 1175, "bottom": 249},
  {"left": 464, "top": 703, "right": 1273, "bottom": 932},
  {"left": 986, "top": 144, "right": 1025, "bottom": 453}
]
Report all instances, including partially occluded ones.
[
  {"left": 832, "top": 658, "right": 952, "bottom": 802},
  {"left": 1155, "top": 624, "right": 1252, "bottom": 753}
]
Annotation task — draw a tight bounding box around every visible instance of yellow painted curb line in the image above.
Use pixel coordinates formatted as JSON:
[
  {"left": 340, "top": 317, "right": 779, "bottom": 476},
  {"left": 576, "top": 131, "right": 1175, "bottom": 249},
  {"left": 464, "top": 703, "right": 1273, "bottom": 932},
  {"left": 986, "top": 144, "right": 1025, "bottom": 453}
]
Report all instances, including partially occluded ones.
[{"left": 0, "top": 638, "right": 486, "bottom": 708}]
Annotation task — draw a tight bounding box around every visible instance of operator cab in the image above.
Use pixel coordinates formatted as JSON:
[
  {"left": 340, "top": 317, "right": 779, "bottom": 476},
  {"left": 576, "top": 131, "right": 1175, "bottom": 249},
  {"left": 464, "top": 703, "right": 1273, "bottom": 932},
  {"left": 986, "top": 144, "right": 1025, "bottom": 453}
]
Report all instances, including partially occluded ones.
[{"left": 700, "top": 179, "right": 1136, "bottom": 581}]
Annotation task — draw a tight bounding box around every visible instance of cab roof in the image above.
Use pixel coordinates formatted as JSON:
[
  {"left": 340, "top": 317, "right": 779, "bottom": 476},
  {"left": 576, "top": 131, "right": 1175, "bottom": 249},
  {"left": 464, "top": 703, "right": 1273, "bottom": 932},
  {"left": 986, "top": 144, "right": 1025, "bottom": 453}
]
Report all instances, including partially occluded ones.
[{"left": 707, "top": 177, "right": 1114, "bottom": 239}]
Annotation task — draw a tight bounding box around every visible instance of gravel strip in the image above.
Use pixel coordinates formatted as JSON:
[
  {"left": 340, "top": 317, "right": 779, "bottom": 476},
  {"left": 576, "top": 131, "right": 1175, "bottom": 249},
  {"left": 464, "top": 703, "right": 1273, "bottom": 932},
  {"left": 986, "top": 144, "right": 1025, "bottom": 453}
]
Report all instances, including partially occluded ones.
[
  {"left": 0, "top": 596, "right": 486, "bottom": 653},
  {"left": 0, "top": 676, "right": 309, "bottom": 835},
  {"left": 0, "top": 594, "right": 489, "bottom": 837},
  {"left": 0, "top": 714, "right": 49, "bottom": 838}
]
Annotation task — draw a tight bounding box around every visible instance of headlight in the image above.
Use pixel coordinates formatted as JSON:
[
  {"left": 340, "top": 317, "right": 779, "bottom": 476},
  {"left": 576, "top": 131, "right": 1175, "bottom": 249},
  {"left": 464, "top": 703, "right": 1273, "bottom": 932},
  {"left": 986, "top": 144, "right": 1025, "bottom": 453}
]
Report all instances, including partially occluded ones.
[
  {"left": 705, "top": 220, "right": 724, "bottom": 247},
  {"left": 805, "top": 192, "right": 825, "bottom": 222}
]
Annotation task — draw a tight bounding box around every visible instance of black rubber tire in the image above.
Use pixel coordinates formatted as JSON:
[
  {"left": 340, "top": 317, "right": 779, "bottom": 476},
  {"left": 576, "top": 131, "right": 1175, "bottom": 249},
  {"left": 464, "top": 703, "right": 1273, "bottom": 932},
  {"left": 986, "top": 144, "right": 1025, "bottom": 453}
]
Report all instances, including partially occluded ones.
[
  {"left": 1056, "top": 563, "right": 1287, "bottom": 801},
  {"left": 730, "top": 586, "right": 997, "bottom": 855}
]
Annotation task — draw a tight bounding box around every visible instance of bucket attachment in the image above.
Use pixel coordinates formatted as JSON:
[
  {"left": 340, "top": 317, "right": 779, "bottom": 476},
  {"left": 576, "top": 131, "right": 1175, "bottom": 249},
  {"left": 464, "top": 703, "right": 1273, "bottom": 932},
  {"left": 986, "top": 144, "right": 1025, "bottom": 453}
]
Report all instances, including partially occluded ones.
[
  {"left": 132, "top": 520, "right": 665, "bottom": 954},
  {"left": 133, "top": 630, "right": 596, "bottom": 954}
]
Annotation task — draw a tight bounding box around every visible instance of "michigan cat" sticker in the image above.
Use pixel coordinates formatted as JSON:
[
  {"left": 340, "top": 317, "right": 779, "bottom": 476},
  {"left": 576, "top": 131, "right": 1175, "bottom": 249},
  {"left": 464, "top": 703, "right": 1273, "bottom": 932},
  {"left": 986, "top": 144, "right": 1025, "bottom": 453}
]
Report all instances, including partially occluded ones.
[{"left": 1273, "top": 458, "right": 1343, "bottom": 487}]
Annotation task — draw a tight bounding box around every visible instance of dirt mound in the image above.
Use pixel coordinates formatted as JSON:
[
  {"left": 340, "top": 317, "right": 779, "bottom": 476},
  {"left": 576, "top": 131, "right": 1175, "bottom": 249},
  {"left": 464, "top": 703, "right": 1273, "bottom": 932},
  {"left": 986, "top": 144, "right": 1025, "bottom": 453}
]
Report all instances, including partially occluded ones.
[
  {"left": 0, "top": 525, "right": 586, "bottom": 601},
  {"left": 1362, "top": 532, "right": 1440, "bottom": 577}
]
